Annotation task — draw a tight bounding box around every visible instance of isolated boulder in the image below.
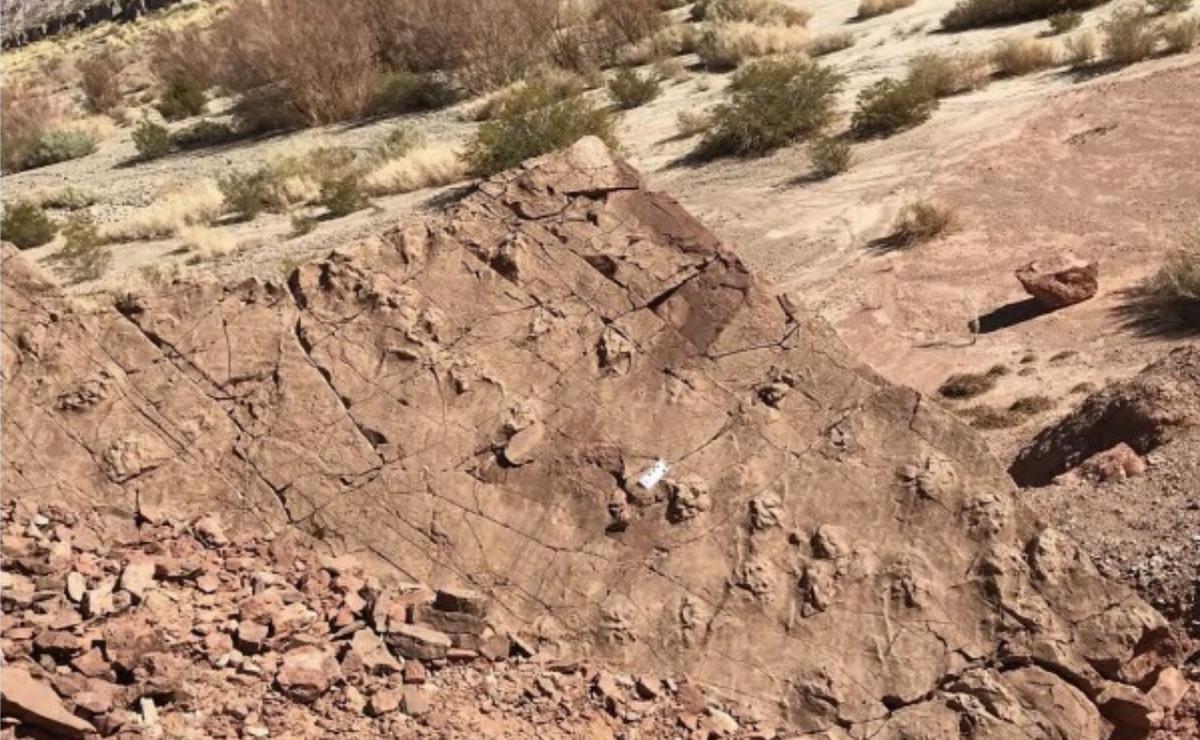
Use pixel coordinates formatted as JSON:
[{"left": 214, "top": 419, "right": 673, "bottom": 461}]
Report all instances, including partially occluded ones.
[
  {"left": 0, "top": 139, "right": 1178, "bottom": 735},
  {"left": 1016, "top": 254, "right": 1098, "bottom": 309}
]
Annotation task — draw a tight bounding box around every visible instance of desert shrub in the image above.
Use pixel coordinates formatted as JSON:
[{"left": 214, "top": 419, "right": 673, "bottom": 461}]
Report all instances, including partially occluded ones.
[
  {"left": 691, "top": 0, "right": 811, "bottom": 25},
  {"left": 317, "top": 176, "right": 371, "bottom": 218},
  {"left": 133, "top": 120, "right": 172, "bottom": 161},
  {"left": 473, "top": 69, "right": 590, "bottom": 120},
  {"left": 695, "top": 56, "right": 844, "bottom": 159},
  {"left": 291, "top": 214, "right": 318, "bottom": 238},
  {"left": 990, "top": 37, "right": 1059, "bottom": 76},
  {"left": 676, "top": 110, "right": 712, "bottom": 138},
  {"left": 106, "top": 181, "right": 225, "bottom": 241},
  {"left": 1048, "top": 10, "right": 1084, "bottom": 33},
  {"left": 0, "top": 201, "right": 58, "bottom": 249},
  {"left": 37, "top": 186, "right": 97, "bottom": 211},
  {"left": 1159, "top": 15, "right": 1200, "bottom": 51},
  {"left": 654, "top": 57, "right": 689, "bottom": 81},
  {"left": 619, "top": 24, "right": 698, "bottom": 66},
  {"left": 213, "top": 0, "right": 377, "bottom": 127},
  {"left": 856, "top": 0, "right": 916, "bottom": 19},
  {"left": 850, "top": 77, "right": 938, "bottom": 139},
  {"left": 807, "top": 136, "right": 853, "bottom": 178},
  {"left": 695, "top": 21, "right": 810, "bottom": 70},
  {"left": 1102, "top": 7, "right": 1159, "bottom": 63},
  {"left": 369, "top": 71, "right": 459, "bottom": 116},
  {"left": 178, "top": 225, "right": 238, "bottom": 258},
  {"left": 372, "top": 126, "right": 425, "bottom": 162},
  {"left": 891, "top": 199, "right": 955, "bottom": 246},
  {"left": 219, "top": 171, "right": 277, "bottom": 221},
  {"left": 942, "top": 0, "right": 1107, "bottom": 31},
  {"left": 1137, "top": 231, "right": 1200, "bottom": 325},
  {"left": 149, "top": 25, "right": 223, "bottom": 91},
  {"left": 156, "top": 77, "right": 207, "bottom": 121},
  {"left": 78, "top": 50, "right": 123, "bottom": 114},
  {"left": 50, "top": 215, "right": 111, "bottom": 283},
  {"left": 25, "top": 130, "right": 98, "bottom": 170},
  {"left": 607, "top": 69, "right": 662, "bottom": 108},
  {"left": 960, "top": 396, "right": 1055, "bottom": 429},
  {"left": 1063, "top": 29, "right": 1101, "bottom": 62},
  {"left": 938, "top": 364, "right": 1007, "bottom": 398},
  {"left": 362, "top": 145, "right": 466, "bottom": 195},
  {"left": 170, "top": 120, "right": 240, "bottom": 150},
  {"left": 465, "top": 84, "right": 617, "bottom": 176},
  {"left": 807, "top": 31, "right": 856, "bottom": 56},
  {"left": 596, "top": 0, "right": 667, "bottom": 45},
  {"left": 1147, "top": 0, "right": 1192, "bottom": 13},
  {"left": 906, "top": 52, "right": 990, "bottom": 97},
  {"left": 1, "top": 86, "right": 58, "bottom": 173}
]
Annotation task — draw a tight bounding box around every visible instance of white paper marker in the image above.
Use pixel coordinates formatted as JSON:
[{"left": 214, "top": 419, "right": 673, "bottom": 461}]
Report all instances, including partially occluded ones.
[{"left": 638, "top": 459, "right": 670, "bottom": 489}]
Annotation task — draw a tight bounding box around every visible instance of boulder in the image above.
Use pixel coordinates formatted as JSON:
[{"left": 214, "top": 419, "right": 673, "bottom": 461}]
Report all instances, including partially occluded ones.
[
  {"left": 1, "top": 667, "right": 97, "bottom": 739},
  {"left": 1016, "top": 254, "right": 1098, "bottom": 309},
  {"left": 276, "top": 646, "right": 340, "bottom": 702}
]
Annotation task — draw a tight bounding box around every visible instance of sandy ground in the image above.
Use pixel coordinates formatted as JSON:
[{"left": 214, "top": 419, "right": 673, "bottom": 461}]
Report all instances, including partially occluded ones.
[{"left": 3, "top": 0, "right": 1198, "bottom": 459}]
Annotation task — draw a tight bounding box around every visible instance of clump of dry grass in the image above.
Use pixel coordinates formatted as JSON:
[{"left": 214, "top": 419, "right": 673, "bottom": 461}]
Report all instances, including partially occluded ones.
[
  {"left": 1063, "top": 29, "right": 1101, "bottom": 63},
  {"left": 807, "top": 136, "right": 853, "bottom": 178},
  {"left": 807, "top": 31, "right": 857, "bottom": 56},
  {"left": 890, "top": 199, "right": 955, "bottom": 246},
  {"left": 1102, "top": 7, "right": 1159, "bottom": 63},
  {"left": 104, "top": 180, "right": 224, "bottom": 242},
  {"left": 178, "top": 225, "right": 238, "bottom": 259},
  {"left": 856, "top": 0, "right": 917, "bottom": 20},
  {"left": 1159, "top": 15, "right": 1200, "bottom": 52},
  {"left": 692, "top": 0, "right": 811, "bottom": 26},
  {"left": 361, "top": 145, "right": 467, "bottom": 196},
  {"left": 675, "top": 110, "right": 713, "bottom": 138},
  {"left": 990, "top": 36, "right": 1060, "bottom": 76},
  {"left": 619, "top": 24, "right": 701, "bottom": 66},
  {"left": 1047, "top": 9, "right": 1084, "bottom": 33},
  {"left": 938, "top": 364, "right": 1008, "bottom": 399},
  {"left": 1133, "top": 229, "right": 1200, "bottom": 327},
  {"left": 905, "top": 52, "right": 991, "bottom": 97},
  {"left": 696, "top": 21, "right": 810, "bottom": 70},
  {"left": 959, "top": 395, "right": 1055, "bottom": 429}
]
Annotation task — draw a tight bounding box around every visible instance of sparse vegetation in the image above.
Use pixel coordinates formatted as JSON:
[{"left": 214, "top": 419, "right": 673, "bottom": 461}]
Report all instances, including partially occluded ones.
[
  {"left": 318, "top": 175, "right": 372, "bottom": 218},
  {"left": 1134, "top": 230, "right": 1200, "bottom": 327},
  {"left": 890, "top": 199, "right": 955, "bottom": 246},
  {"left": 850, "top": 77, "right": 938, "bottom": 139},
  {"left": 473, "top": 69, "right": 590, "bottom": 121},
  {"left": 50, "top": 215, "right": 111, "bottom": 284},
  {"left": 695, "top": 56, "right": 844, "bottom": 158},
  {"left": 942, "top": 0, "right": 1107, "bottom": 32},
  {"left": 465, "top": 83, "right": 617, "bottom": 176},
  {"left": 368, "top": 71, "right": 458, "bottom": 116},
  {"left": 1102, "top": 7, "right": 1159, "bottom": 63},
  {"left": 695, "top": 22, "right": 811, "bottom": 70},
  {"left": 990, "top": 37, "right": 1059, "bottom": 76},
  {"left": 1, "top": 201, "right": 59, "bottom": 249},
  {"left": 106, "top": 181, "right": 225, "bottom": 241},
  {"left": 959, "top": 395, "right": 1055, "bottom": 429},
  {"left": 78, "top": 50, "right": 123, "bottom": 115},
  {"left": 856, "top": 0, "right": 917, "bottom": 20},
  {"left": 372, "top": 126, "right": 424, "bottom": 162},
  {"left": 362, "top": 146, "right": 467, "bottom": 196},
  {"left": 1159, "top": 15, "right": 1200, "bottom": 52},
  {"left": 219, "top": 170, "right": 276, "bottom": 221},
  {"left": 1048, "top": 10, "right": 1084, "bottom": 33},
  {"left": 1, "top": 86, "right": 57, "bottom": 173},
  {"left": 156, "top": 77, "right": 208, "bottom": 121},
  {"left": 938, "top": 364, "right": 1008, "bottom": 399},
  {"left": 691, "top": 0, "right": 811, "bottom": 26},
  {"left": 133, "top": 120, "right": 172, "bottom": 161},
  {"left": 807, "top": 31, "right": 856, "bottom": 56},
  {"left": 170, "top": 120, "right": 240, "bottom": 151},
  {"left": 1064, "top": 30, "right": 1101, "bottom": 63},
  {"left": 905, "top": 52, "right": 991, "bottom": 97},
  {"left": 607, "top": 69, "right": 662, "bottom": 108},
  {"left": 24, "top": 130, "right": 98, "bottom": 171},
  {"left": 37, "top": 186, "right": 98, "bottom": 211},
  {"left": 807, "top": 136, "right": 853, "bottom": 178},
  {"left": 291, "top": 214, "right": 319, "bottom": 238},
  {"left": 675, "top": 110, "right": 713, "bottom": 138}
]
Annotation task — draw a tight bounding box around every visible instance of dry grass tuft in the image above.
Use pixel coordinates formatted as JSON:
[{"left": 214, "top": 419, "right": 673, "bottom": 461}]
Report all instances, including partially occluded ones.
[
  {"left": 1133, "top": 229, "right": 1200, "bottom": 328},
  {"left": 105, "top": 180, "right": 224, "bottom": 242},
  {"left": 856, "top": 0, "right": 917, "bottom": 19},
  {"left": 990, "top": 36, "right": 1060, "bottom": 76},
  {"left": 807, "top": 31, "right": 857, "bottom": 56},
  {"left": 938, "top": 364, "right": 1008, "bottom": 399},
  {"left": 891, "top": 199, "right": 955, "bottom": 246},
  {"left": 361, "top": 146, "right": 467, "bottom": 196},
  {"left": 1063, "top": 29, "right": 1101, "bottom": 63},
  {"left": 675, "top": 110, "right": 713, "bottom": 139},
  {"left": 959, "top": 395, "right": 1055, "bottom": 429},
  {"left": 1102, "top": 7, "right": 1159, "bottom": 63},
  {"left": 1159, "top": 15, "right": 1200, "bottom": 52},
  {"left": 692, "top": 0, "right": 811, "bottom": 26},
  {"left": 905, "top": 52, "right": 991, "bottom": 96},
  {"left": 178, "top": 225, "right": 238, "bottom": 259},
  {"left": 78, "top": 50, "right": 124, "bottom": 115},
  {"left": 696, "top": 21, "right": 810, "bottom": 70}
]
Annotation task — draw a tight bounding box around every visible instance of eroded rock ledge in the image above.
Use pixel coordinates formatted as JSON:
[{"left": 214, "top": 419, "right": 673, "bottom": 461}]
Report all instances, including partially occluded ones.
[{"left": 1, "top": 138, "right": 1184, "bottom": 737}]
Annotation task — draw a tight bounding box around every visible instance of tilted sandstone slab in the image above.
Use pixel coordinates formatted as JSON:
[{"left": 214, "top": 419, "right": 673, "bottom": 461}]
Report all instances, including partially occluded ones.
[{"left": 1, "top": 139, "right": 1177, "bottom": 736}]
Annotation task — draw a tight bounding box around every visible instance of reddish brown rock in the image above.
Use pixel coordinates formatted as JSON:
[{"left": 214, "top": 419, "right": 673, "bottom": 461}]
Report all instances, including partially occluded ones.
[
  {"left": 1076, "top": 442, "right": 1147, "bottom": 482},
  {"left": 385, "top": 624, "right": 451, "bottom": 661},
  {"left": 1015, "top": 254, "right": 1099, "bottom": 309},
  {"left": 0, "top": 666, "right": 96, "bottom": 738},
  {"left": 276, "top": 646, "right": 340, "bottom": 702}
]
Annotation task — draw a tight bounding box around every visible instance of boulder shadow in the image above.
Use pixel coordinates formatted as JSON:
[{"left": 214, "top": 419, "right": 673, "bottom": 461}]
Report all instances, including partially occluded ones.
[{"left": 972, "top": 298, "right": 1052, "bottom": 334}]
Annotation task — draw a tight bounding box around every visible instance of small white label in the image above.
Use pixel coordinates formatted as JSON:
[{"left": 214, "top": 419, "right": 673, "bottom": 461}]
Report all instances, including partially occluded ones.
[{"left": 638, "top": 459, "right": 670, "bottom": 490}]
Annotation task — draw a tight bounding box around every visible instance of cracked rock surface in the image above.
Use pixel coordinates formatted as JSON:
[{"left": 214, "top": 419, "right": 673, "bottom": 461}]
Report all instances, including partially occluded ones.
[{"left": 1, "top": 138, "right": 1186, "bottom": 737}]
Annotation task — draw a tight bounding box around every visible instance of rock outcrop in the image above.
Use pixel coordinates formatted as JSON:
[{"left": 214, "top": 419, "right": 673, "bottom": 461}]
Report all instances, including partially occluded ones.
[{"left": 1, "top": 138, "right": 1182, "bottom": 737}]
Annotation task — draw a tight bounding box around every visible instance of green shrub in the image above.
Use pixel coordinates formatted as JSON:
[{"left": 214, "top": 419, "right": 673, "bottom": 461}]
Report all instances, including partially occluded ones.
[
  {"left": 0, "top": 201, "right": 58, "bottom": 249},
  {"left": 807, "top": 31, "right": 856, "bottom": 56},
  {"left": 465, "top": 84, "right": 617, "bottom": 176},
  {"left": 942, "top": 0, "right": 1107, "bottom": 31},
  {"left": 170, "top": 120, "right": 239, "bottom": 150},
  {"left": 25, "top": 130, "right": 98, "bottom": 170},
  {"left": 156, "top": 77, "right": 208, "bottom": 121},
  {"left": 807, "top": 136, "right": 853, "bottom": 178},
  {"left": 607, "top": 69, "right": 661, "bottom": 108},
  {"left": 50, "top": 214, "right": 111, "bottom": 283},
  {"left": 318, "top": 175, "right": 371, "bottom": 218},
  {"left": 219, "top": 170, "right": 275, "bottom": 220},
  {"left": 850, "top": 77, "right": 938, "bottom": 139},
  {"left": 369, "top": 71, "right": 458, "bottom": 116},
  {"left": 1048, "top": 10, "right": 1084, "bottom": 33},
  {"left": 695, "top": 56, "right": 845, "bottom": 159},
  {"left": 1102, "top": 7, "right": 1159, "bottom": 64},
  {"left": 133, "top": 120, "right": 172, "bottom": 160},
  {"left": 38, "top": 186, "right": 97, "bottom": 211}
]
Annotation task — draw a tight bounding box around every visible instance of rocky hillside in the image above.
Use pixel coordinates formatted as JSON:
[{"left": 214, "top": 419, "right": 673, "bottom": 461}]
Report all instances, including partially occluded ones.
[
  {"left": 1, "top": 139, "right": 1191, "bottom": 737},
  {"left": 0, "top": 0, "right": 191, "bottom": 47}
]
